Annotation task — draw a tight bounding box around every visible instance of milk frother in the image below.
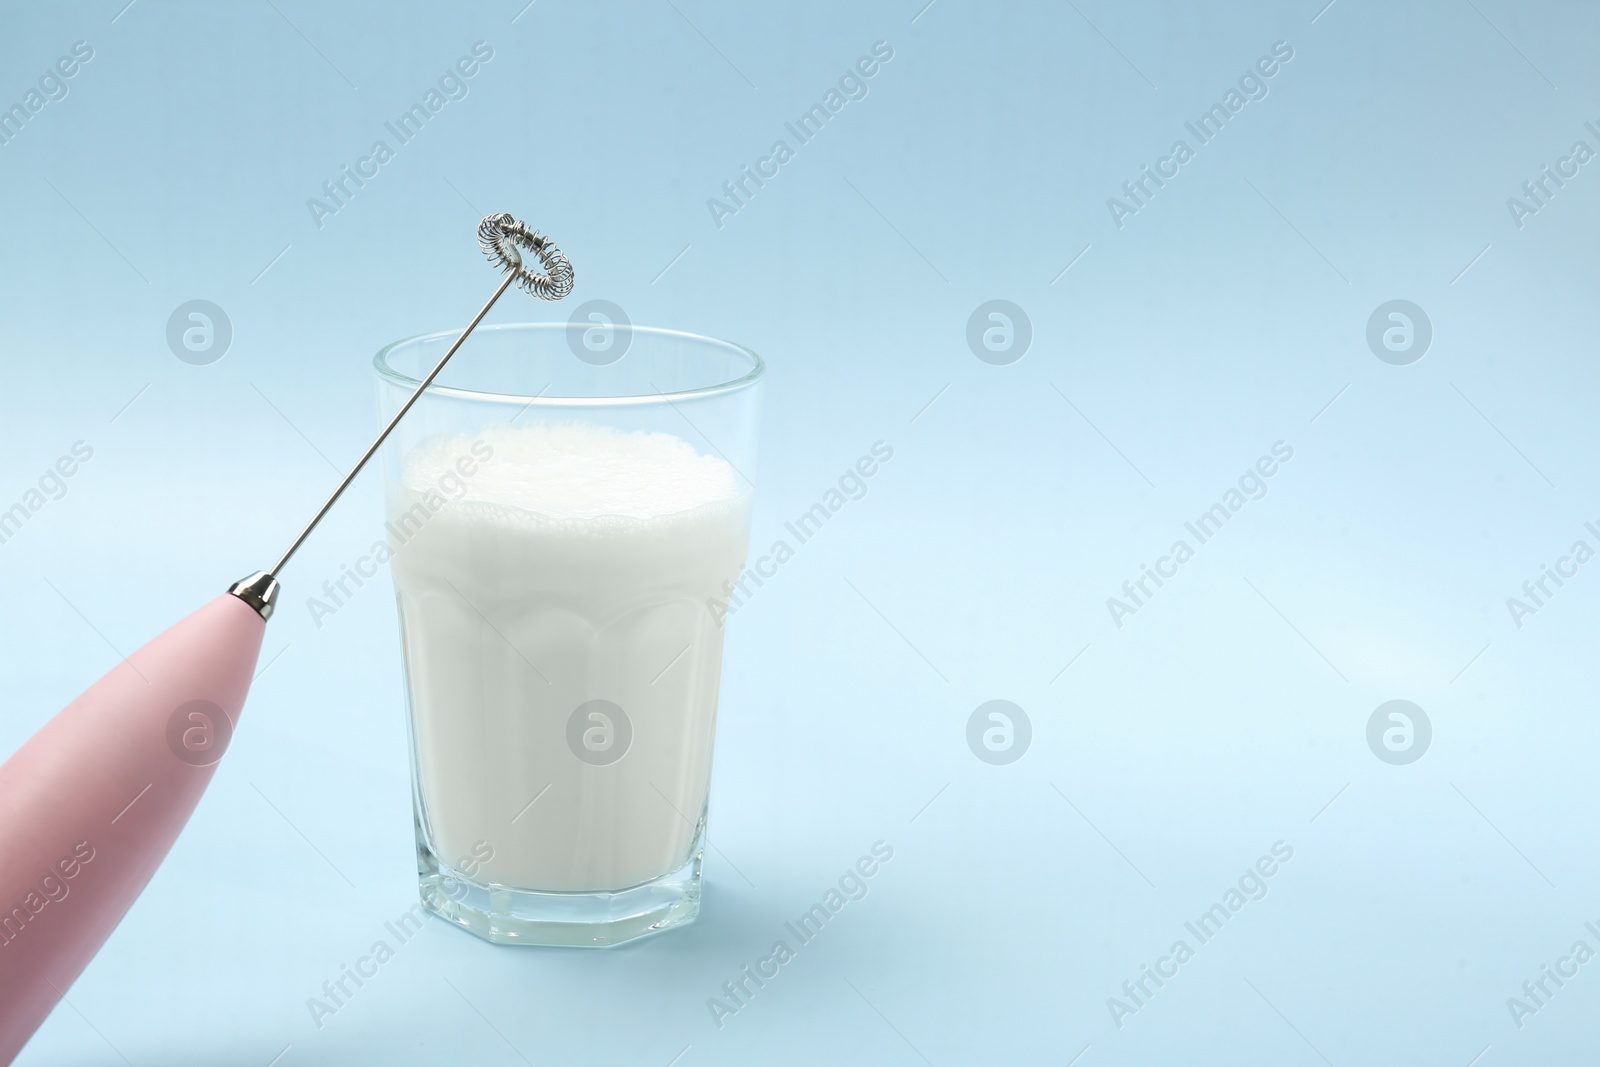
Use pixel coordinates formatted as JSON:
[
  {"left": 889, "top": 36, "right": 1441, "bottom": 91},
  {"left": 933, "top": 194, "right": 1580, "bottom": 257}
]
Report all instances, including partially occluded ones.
[{"left": 0, "top": 214, "right": 572, "bottom": 1063}]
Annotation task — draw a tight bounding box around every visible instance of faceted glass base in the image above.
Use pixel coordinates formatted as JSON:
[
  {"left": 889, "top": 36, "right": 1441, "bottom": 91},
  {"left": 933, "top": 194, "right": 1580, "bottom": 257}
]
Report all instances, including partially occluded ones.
[{"left": 417, "top": 829, "right": 704, "bottom": 948}]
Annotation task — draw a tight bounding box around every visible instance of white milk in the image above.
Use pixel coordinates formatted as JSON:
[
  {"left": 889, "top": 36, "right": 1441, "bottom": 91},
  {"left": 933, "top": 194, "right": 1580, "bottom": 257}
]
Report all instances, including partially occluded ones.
[{"left": 387, "top": 423, "right": 748, "bottom": 892}]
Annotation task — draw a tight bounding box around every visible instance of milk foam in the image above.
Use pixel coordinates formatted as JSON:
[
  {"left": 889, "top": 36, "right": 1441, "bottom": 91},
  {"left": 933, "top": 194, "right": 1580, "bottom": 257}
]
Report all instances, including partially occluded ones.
[{"left": 402, "top": 422, "right": 741, "bottom": 522}]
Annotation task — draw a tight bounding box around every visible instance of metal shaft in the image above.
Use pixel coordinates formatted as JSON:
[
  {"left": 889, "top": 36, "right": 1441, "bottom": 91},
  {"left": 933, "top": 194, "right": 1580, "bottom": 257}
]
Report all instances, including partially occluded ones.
[{"left": 269, "top": 271, "right": 516, "bottom": 577}]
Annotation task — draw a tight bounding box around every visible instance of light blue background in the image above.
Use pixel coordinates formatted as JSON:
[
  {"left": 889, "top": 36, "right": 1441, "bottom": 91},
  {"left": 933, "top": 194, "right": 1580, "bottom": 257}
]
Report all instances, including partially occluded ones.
[{"left": 3, "top": 0, "right": 1598, "bottom": 1063}]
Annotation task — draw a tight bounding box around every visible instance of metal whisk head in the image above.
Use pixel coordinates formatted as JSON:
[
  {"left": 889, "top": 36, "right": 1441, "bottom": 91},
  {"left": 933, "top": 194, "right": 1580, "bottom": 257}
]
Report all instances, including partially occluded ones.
[{"left": 478, "top": 213, "right": 575, "bottom": 300}]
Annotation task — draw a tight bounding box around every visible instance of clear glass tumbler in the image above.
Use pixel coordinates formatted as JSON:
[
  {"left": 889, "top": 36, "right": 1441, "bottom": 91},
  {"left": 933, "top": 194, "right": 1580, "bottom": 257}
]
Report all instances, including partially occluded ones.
[{"left": 373, "top": 321, "right": 762, "bottom": 947}]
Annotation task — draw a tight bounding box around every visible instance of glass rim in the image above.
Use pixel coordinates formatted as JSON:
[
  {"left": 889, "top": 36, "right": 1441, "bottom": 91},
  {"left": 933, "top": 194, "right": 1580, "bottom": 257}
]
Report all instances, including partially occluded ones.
[{"left": 372, "top": 321, "right": 765, "bottom": 408}]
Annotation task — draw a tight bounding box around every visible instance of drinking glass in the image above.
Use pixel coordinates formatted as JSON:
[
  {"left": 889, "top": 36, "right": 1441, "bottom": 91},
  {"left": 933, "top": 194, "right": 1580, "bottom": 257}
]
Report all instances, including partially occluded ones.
[{"left": 373, "top": 321, "right": 762, "bottom": 946}]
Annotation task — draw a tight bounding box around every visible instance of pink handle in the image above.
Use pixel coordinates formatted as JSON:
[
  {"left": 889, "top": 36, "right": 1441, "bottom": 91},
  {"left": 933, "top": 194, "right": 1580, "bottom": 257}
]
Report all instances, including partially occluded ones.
[{"left": 0, "top": 593, "right": 264, "bottom": 1064}]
